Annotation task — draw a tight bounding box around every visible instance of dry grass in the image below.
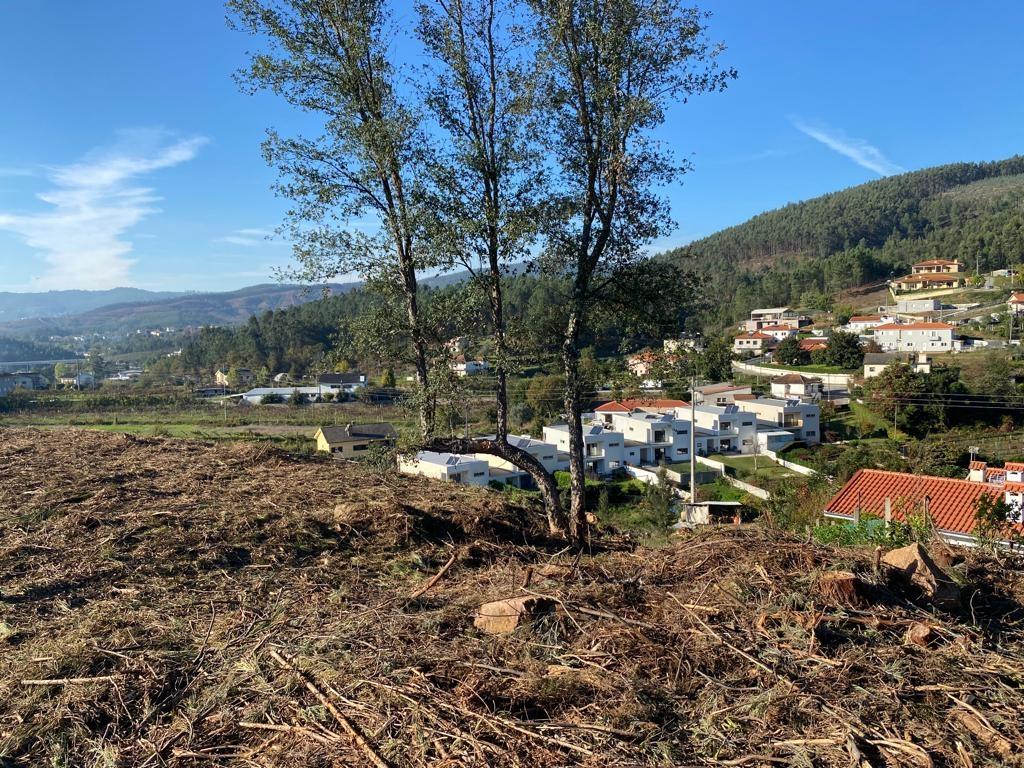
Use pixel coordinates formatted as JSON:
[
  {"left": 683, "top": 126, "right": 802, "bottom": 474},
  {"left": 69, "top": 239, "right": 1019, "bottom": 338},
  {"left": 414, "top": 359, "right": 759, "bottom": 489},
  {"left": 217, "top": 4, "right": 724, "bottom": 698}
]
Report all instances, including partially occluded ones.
[{"left": 1, "top": 427, "right": 1023, "bottom": 767}]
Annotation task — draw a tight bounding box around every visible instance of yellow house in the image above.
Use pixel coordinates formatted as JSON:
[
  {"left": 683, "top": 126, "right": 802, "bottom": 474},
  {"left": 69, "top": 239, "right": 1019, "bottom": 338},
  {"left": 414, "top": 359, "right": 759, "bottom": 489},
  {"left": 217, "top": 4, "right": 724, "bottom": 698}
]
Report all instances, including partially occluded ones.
[{"left": 314, "top": 423, "right": 397, "bottom": 458}]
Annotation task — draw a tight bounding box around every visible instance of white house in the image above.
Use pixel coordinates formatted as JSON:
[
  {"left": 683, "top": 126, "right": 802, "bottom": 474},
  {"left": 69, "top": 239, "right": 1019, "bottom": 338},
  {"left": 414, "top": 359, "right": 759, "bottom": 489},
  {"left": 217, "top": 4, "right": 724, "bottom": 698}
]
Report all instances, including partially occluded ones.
[
  {"left": 735, "top": 398, "right": 820, "bottom": 445},
  {"left": 895, "top": 298, "right": 941, "bottom": 314},
  {"left": 732, "top": 332, "right": 776, "bottom": 356},
  {"left": 240, "top": 386, "right": 322, "bottom": 404},
  {"left": 873, "top": 322, "right": 955, "bottom": 353},
  {"left": 472, "top": 434, "right": 568, "bottom": 487},
  {"left": 770, "top": 374, "right": 822, "bottom": 401},
  {"left": 1009, "top": 292, "right": 1024, "bottom": 316},
  {"left": 744, "top": 307, "right": 805, "bottom": 332},
  {"left": 758, "top": 324, "right": 799, "bottom": 342},
  {"left": 605, "top": 411, "right": 692, "bottom": 465},
  {"left": 863, "top": 352, "right": 932, "bottom": 379},
  {"left": 398, "top": 451, "right": 490, "bottom": 486},
  {"left": 318, "top": 372, "right": 367, "bottom": 394},
  {"left": 451, "top": 356, "right": 489, "bottom": 377},
  {"left": 58, "top": 371, "right": 96, "bottom": 389},
  {"left": 685, "top": 404, "right": 757, "bottom": 455},
  {"left": 543, "top": 423, "right": 626, "bottom": 476},
  {"left": 843, "top": 314, "right": 897, "bottom": 333}
]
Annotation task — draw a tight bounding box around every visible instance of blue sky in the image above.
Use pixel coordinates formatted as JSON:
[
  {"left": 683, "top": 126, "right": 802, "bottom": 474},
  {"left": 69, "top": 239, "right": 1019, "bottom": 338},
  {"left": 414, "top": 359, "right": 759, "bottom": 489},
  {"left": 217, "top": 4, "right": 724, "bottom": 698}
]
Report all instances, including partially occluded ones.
[{"left": 0, "top": 1, "right": 1021, "bottom": 293}]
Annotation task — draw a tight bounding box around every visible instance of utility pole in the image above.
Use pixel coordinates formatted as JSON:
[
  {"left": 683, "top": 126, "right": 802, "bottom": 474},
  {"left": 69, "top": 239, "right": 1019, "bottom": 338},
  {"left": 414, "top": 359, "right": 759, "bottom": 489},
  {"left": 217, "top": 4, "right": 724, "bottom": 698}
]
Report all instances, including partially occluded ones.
[{"left": 689, "top": 370, "right": 697, "bottom": 505}]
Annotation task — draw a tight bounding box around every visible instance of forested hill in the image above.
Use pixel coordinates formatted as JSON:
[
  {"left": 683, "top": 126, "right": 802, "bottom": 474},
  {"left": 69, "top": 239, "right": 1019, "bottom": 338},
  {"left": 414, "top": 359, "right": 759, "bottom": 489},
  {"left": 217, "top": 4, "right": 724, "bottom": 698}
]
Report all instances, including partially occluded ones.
[{"left": 666, "top": 156, "right": 1024, "bottom": 328}]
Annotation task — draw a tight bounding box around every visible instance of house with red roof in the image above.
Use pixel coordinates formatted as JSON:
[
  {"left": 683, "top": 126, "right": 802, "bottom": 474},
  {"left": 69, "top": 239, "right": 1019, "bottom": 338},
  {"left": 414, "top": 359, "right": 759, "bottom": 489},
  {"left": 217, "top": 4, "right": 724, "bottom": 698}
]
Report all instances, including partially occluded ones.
[
  {"left": 732, "top": 331, "right": 776, "bottom": 356},
  {"left": 1008, "top": 292, "right": 1024, "bottom": 316},
  {"left": 824, "top": 468, "right": 1022, "bottom": 547},
  {"left": 758, "top": 324, "right": 799, "bottom": 342}
]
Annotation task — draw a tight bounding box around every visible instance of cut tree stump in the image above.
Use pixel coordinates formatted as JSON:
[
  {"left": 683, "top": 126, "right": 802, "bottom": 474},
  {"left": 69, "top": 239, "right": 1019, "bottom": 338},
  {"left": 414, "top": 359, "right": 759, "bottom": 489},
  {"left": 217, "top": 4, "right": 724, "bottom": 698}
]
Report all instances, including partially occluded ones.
[{"left": 474, "top": 596, "right": 555, "bottom": 635}]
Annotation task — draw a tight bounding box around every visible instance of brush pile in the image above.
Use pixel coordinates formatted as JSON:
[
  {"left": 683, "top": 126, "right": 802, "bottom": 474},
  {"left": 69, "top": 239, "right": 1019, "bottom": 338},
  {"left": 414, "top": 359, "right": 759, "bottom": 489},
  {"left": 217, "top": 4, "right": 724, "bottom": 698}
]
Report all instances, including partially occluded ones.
[{"left": 1, "top": 427, "right": 1023, "bottom": 767}]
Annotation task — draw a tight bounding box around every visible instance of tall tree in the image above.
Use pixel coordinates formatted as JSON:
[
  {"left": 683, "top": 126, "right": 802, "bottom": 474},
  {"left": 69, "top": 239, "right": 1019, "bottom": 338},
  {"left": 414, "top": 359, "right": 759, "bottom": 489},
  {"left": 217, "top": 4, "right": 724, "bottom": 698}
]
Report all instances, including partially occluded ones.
[
  {"left": 228, "top": 0, "right": 435, "bottom": 438},
  {"left": 416, "top": 0, "right": 568, "bottom": 533},
  {"left": 530, "top": 0, "right": 734, "bottom": 539}
]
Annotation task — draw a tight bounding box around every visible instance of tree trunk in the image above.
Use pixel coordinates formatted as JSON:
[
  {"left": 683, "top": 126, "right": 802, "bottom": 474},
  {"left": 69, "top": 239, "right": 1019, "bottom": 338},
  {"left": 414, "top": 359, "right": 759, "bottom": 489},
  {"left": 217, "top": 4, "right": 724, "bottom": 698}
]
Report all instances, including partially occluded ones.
[
  {"left": 429, "top": 436, "right": 568, "bottom": 536},
  {"left": 562, "top": 310, "right": 588, "bottom": 544}
]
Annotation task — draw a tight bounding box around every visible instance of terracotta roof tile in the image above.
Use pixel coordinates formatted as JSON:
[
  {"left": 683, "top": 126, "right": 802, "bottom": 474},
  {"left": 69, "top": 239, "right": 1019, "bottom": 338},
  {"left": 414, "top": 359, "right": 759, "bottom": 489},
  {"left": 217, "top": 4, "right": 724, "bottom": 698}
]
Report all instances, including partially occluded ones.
[
  {"left": 969, "top": 460, "right": 986, "bottom": 471},
  {"left": 824, "top": 469, "right": 1001, "bottom": 537},
  {"left": 1004, "top": 462, "right": 1024, "bottom": 472},
  {"left": 595, "top": 398, "right": 688, "bottom": 413}
]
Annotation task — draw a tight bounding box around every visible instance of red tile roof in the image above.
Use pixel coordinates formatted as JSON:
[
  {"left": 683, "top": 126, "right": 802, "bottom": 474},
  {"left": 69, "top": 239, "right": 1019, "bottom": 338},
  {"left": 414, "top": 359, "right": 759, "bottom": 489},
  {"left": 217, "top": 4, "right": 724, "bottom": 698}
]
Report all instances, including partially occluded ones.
[
  {"left": 849, "top": 315, "right": 882, "bottom": 322},
  {"left": 759, "top": 324, "right": 796, "bottom": 332},
  {"left": 895, "top": 272, "right": 964, "bottom": 283},
  {"left": 735, "top": 332, "right": 774, "bottom": 340},
  {"left": 732, "top": 393, "right": 757, "bottom": 401},
  {"left": 595, "top": 398, "right": 688, "bottom": 413},
  {"left": 874, "top": 322, "right": 954, "bottom": 331},
  {"left": 969, "top": 460, "right": 986, "bottom": 471},
  {"left": 1004, "top": 462, "right": 1024, "bottom": 472},
  {"left": 799, "top": 338, "right": 828, "bottom": 350},
  {"left": 824, "top": 469, "right": 1001, "bottom": 537},
  {"left": 913, "top": 259, "right": 960, "bottom": 266},
  {"left": 1010, "top": 293, "right": 1024, "bottom": 304}
]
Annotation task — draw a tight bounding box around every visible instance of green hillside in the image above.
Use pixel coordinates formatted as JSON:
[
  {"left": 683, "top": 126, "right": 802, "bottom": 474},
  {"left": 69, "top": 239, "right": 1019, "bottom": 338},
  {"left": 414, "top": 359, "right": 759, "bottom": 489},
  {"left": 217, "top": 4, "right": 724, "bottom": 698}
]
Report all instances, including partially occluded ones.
[{"left": 666, "top": 156, "right": 1024, "bottom": 328}]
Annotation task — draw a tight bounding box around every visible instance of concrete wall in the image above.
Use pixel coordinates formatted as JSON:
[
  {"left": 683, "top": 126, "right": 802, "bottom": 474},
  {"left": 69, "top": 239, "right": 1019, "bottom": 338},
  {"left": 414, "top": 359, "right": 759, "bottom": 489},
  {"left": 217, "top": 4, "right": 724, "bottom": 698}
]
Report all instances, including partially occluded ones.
[{"left": 731, "top": 359, "right": 854, "bottom": 390}]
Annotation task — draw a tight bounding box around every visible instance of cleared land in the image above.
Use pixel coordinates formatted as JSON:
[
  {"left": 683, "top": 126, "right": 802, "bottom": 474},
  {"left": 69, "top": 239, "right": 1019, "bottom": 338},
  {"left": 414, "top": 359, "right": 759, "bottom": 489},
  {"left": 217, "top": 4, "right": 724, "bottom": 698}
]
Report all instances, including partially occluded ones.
[{"left": 1, "top": 428, "right": 1023, "bottom": 766}]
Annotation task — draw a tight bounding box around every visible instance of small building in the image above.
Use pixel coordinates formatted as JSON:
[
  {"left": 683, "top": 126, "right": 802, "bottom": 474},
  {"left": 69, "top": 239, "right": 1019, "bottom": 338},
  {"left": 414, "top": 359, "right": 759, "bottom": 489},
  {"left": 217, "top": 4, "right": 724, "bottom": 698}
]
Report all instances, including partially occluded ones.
[
  {"left": 891, "top": 272, "right": 966, "bottom": 293},
  {"left": 215, "top": 368, "right": 254, "bottom": 387},
  {"left": 0, "top": 374, "right": 17, "bottom": 396},
  {"left": 451, "top": 356, "right": 488, "bottom": 377},
  {"left": 10, "top": 371, "right": 49, "bottom": 390},
  {"left": 692, "top": 383, "right": 752, "bottom": 407},
  {"left": 627, "top": 350, "right": 660, "bottom": 378},
  {"left": 757, "top": 429, "right": 796, "bottom": 452},
  {"left": 770, "top": 373, "right": 823, "bottom": 401},
  {"left": 873, "top": 322, "right": 955, "bottom": 353},
  {"left": 743, "top": 307, "right": 806, "bottom": 332},
  {"left": 58, "top": 371, "right": 96, "bottom": 389},
  {"left": 680, "top": 500, "right": 745, "bottom": 526},
  {"left": 398, "top": 451, "right": 490, "bottom": 486},
  {"left": 798, "top": 337, "right": 828, "bottom": 353},
  {"left": 758, "top": 324, "right": 799, "bottom": 342},
  {"left": 895, "top": 298, "right": 942, "bottom": 314},
  {"left": 1008, "top": 292, "right": 1024, "bottom": 316},
  {"left": 911, "top": 258, "right": 963, "bottom": 275},
  {"left": 732, "top": 331, "right": 775, "bottom": 356},
  {"left": 863, "top": 352, "right": 932, "bottom": 379},
  {"left": 844, "top": 314, "right": 897, "bottom": 333},
  {"left": 473, "top": 434, "right": 568, "bottom": 487},
  {"left": 315, "top": 422, "right": 397, "bottom": 459},
  {"left": 240, "top": 386, "right": 321, "bottom": 404},
  {"left": 318, "top": 372, "right": 367, "bottom": 394},
  {"left": 824, "top": 468, "right": 1022, "bottom": 548}
]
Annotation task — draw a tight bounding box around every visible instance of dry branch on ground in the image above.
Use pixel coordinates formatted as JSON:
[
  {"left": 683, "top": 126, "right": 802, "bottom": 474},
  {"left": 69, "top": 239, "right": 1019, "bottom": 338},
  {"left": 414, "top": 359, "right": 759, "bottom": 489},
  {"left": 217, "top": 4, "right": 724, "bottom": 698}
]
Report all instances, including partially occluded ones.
[{"left": 1, "top": 427, "right": 1023, "bottom": 766}]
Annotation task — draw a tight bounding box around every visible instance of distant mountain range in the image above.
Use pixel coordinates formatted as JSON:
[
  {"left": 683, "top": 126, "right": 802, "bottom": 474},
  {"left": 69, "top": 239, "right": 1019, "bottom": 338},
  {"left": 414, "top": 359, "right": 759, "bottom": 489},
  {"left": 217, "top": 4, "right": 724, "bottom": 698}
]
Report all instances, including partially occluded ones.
[
  {"left": 0, "top": 288, "right": 187, "bottom": 323},
  {"left": 0, "top": 283, "right": 360, "bottom": 338}
]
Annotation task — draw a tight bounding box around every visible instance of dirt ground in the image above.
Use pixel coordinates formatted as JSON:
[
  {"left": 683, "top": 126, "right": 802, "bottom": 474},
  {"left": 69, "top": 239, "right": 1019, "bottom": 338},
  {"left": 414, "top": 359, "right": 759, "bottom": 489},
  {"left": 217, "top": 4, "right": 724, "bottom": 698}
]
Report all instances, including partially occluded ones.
[{"left": 1, "top": 427, "right": 1023, "bottom": 767}]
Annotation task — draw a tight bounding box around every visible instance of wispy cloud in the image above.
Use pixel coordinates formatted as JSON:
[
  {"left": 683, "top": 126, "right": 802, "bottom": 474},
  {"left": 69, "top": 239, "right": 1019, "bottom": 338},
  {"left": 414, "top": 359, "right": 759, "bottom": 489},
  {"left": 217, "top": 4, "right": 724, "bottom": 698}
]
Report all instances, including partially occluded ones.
[
  {"left": 791, "top": 118, "right": 903, "bottom": 176},
  {"left": 0, "top": 129, "right": 206, "bottom": 289},
  {"left": 214, "top": 227, "right": 274, "bottom": 247}
]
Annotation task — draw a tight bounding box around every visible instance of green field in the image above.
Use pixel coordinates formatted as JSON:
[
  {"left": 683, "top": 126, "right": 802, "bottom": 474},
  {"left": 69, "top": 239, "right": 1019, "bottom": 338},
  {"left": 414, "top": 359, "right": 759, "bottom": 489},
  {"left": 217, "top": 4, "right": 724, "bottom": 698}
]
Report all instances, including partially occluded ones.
[{"left": 707, "top": 453, "right": 798, "bottom": 483}]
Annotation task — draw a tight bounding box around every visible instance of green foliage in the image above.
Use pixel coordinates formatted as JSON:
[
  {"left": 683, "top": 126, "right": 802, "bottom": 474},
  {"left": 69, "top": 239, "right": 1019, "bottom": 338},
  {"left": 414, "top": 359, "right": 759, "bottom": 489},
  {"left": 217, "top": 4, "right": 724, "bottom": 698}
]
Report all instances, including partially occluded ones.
[
  {"left": 774, "top": 336, "right": 806, "bottom": 366},
  {"left": 665, "top": 157, "right": 1024, "bottom": 330},
  {"left": 813, "top": 515, "right": 913, "bottom": 547},
  {"left": 820, "top": 330, "right": 863, "bottom": 370},
  {"left": 974, "top": 494, "right": 1024, "bottom": 550}
]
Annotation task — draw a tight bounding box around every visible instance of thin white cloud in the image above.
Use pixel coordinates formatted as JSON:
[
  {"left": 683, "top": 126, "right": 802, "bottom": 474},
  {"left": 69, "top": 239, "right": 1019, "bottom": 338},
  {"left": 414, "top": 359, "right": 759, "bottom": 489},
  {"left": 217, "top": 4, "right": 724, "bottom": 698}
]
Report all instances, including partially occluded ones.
[
  {"left": 214, "top": 227, "right": 274, "bottom": 247},
  {"left": 791, "top": 118, "right": 903, "bottom": 176},
  {"left": 0, "top": 130, "right": 206, "bottom": 290}
]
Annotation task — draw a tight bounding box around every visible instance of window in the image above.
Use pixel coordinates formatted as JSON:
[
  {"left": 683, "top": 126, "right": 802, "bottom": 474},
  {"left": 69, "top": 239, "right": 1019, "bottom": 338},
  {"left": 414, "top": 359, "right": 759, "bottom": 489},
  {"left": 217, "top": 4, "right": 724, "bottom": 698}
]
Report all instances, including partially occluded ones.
[
  {"left": 542, "top": 455, "right": 554, "bottom": 461},
  {"left": 352, "top": 444, "right": 368, "bottom": 451},
  {"left": 805, "top": 431, "right": 816, "bottom": 437},
  {"left": 607, "top": 442, "right": 620, "bottom": 447},
  {"left": 473, "top": 471, "right": 486, "bottom": 477}
]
